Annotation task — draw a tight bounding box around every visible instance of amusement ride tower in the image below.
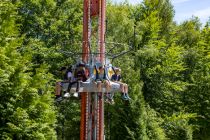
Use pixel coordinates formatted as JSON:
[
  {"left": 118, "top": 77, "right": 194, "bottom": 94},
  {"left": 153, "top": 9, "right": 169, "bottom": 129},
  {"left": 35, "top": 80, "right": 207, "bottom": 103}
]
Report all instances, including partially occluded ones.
[{"left": 80, "top": 0, "right": 106, "bottom": 139}]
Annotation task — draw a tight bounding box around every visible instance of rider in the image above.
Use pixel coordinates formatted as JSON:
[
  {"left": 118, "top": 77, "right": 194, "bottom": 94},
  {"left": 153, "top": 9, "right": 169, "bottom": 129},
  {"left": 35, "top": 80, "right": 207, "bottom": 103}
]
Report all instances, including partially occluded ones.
[
  {"left": 105, "top": 64, "right": 115, "bottom": 104},
  {"left": 55, "top": 66, "right": 73, "bottom": 101},
  {"left": 111, "top": 68, "right": 130, "bottom": 100},
  {"left": 67, "top": 62, "right": 88, "bottom": 94},
  {"left": 75, "top": 62, "right": 88, "bottom": 82},
  {"left": 94, "top": 64, "right": 110, "bottom": 93}
]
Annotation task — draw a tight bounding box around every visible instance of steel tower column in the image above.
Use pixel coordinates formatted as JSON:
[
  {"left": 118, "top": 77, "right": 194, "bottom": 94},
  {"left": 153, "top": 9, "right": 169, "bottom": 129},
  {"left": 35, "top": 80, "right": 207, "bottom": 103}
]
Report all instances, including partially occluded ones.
[
  {"left": 80, "top": 0, "right": 89, "bottom": 140},
  {"left": 98, "top": 0, "right": 106, "bottom": 139},
  {"left": 80, "top": 0, "right": 106, "bottom": 139}
]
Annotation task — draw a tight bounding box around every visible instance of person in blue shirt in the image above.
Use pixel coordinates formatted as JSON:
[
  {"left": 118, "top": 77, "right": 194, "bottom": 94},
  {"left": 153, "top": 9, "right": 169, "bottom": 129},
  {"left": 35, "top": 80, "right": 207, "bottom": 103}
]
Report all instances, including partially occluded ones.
[
  {"left": 111, "top": 68, "right": 130, "bottom": 100},
  {"left": 93, "top": 65, "right": 111, "bottom": 93}
]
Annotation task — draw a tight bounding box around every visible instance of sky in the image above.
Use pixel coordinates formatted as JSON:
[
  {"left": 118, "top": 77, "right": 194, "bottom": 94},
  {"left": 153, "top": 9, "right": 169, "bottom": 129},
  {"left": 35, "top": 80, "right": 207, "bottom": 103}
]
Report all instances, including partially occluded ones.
[{"left": 112, "top": 0, "right": 210, "bottom": 25}]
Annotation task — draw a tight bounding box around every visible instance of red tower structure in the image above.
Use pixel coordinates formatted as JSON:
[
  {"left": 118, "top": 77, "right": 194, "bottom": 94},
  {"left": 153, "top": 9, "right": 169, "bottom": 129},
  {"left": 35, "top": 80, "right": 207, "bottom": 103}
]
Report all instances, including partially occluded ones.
[{"left": 81, "top": 0, "right": 106, "bottom": 139}]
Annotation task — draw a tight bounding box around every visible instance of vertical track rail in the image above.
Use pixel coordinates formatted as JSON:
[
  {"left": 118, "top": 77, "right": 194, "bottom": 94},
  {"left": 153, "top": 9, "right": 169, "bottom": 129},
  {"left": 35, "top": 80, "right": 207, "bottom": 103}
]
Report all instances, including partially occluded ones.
[
  {"left": 80, "top": 93, "right": 87, "bottom": 140},
  {"left": 97, "top": 0, "right": 101, "bottom": 61},
  {"left": 98, "top": 0, "right": 106, "bottom": 139},
  {"left": 93, "top": 93, "right": 98, "bottom": 140},
  {"left": 87, "top": 94, "right": 92, "bottom": 139},
  {"left": 99, "top": 93, "right": 104, "bottom": 140},
  {"left": 99, "top": 0, "right": 106, "bottom": 65},
  {"left": 82, "top": 0, "right": 89, "bottom": 63},
  {"left": 80, "top": 0, "right": 89, "bottom": 139},
  {"left": 97, "top": 94, "right": 100, "bottom": 139}
]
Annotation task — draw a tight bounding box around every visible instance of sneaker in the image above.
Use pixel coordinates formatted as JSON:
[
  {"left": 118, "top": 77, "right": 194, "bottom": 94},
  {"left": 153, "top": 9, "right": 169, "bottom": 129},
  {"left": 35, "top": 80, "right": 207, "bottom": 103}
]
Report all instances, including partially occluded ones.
[
  {"left": 64, "top": 92, "right": 70, "bottom": 98},
  {"left": 125, "top": 93, "right": 131, "bottom": 100},
  {"left": 73, "top": 92, "right": 79, "bottom": 98},
  {"left": 105, "top": 99, "right": 110, "bottom": 104},
  {"left": 55, "top": 97, "right": 63, "bottom": 102},
  {"left": 108, "top": 93, "right": 112, "bottom": 100},
  {"left": 121, "top": 94, "right": 128, "bottom": 100},
  {"left": 110, "top": 99, "right": 115, "bottom": 105}
]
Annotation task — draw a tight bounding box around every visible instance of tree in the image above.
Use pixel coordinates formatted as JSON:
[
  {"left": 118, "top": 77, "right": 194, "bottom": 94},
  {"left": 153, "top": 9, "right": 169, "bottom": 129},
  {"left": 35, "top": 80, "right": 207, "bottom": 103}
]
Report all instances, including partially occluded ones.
[
  {"left": 180, "top": 18, "right": 210, "bottom": 140},
  {"left": 0, "top": 1, "right": 56, "bottom": 139}
]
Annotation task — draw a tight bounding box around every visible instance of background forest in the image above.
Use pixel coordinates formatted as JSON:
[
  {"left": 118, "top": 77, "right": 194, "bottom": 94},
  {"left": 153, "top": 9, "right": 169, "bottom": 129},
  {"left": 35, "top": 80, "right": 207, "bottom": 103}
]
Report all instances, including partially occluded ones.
[{"left": 1, "top": 0, "right": 210, "bottom": 139}]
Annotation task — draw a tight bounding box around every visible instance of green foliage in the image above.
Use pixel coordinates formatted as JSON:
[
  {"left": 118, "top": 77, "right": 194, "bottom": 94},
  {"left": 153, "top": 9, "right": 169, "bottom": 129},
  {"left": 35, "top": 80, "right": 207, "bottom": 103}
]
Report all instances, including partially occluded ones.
[
  {"left": 1, "top": 0, "right": 210, "bottom": 139},
  {"left": 163, "top": 112, "right": 196, "bottom": 140},
  {"left": 0, "top": 1, "right": 56, "bottom": 139},
  {"left": 56, "top": 99, "right": 80, "bottom": 139},
  {"left": 17, "top": 0, "right": 83, "bottom": 71}
]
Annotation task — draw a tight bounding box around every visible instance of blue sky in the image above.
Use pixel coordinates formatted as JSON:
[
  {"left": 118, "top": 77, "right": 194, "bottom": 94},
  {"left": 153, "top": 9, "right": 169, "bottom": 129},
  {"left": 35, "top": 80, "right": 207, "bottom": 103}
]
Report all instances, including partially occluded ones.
[{"left": 112, "top": 0, "right": 210, "bottom": 25}]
